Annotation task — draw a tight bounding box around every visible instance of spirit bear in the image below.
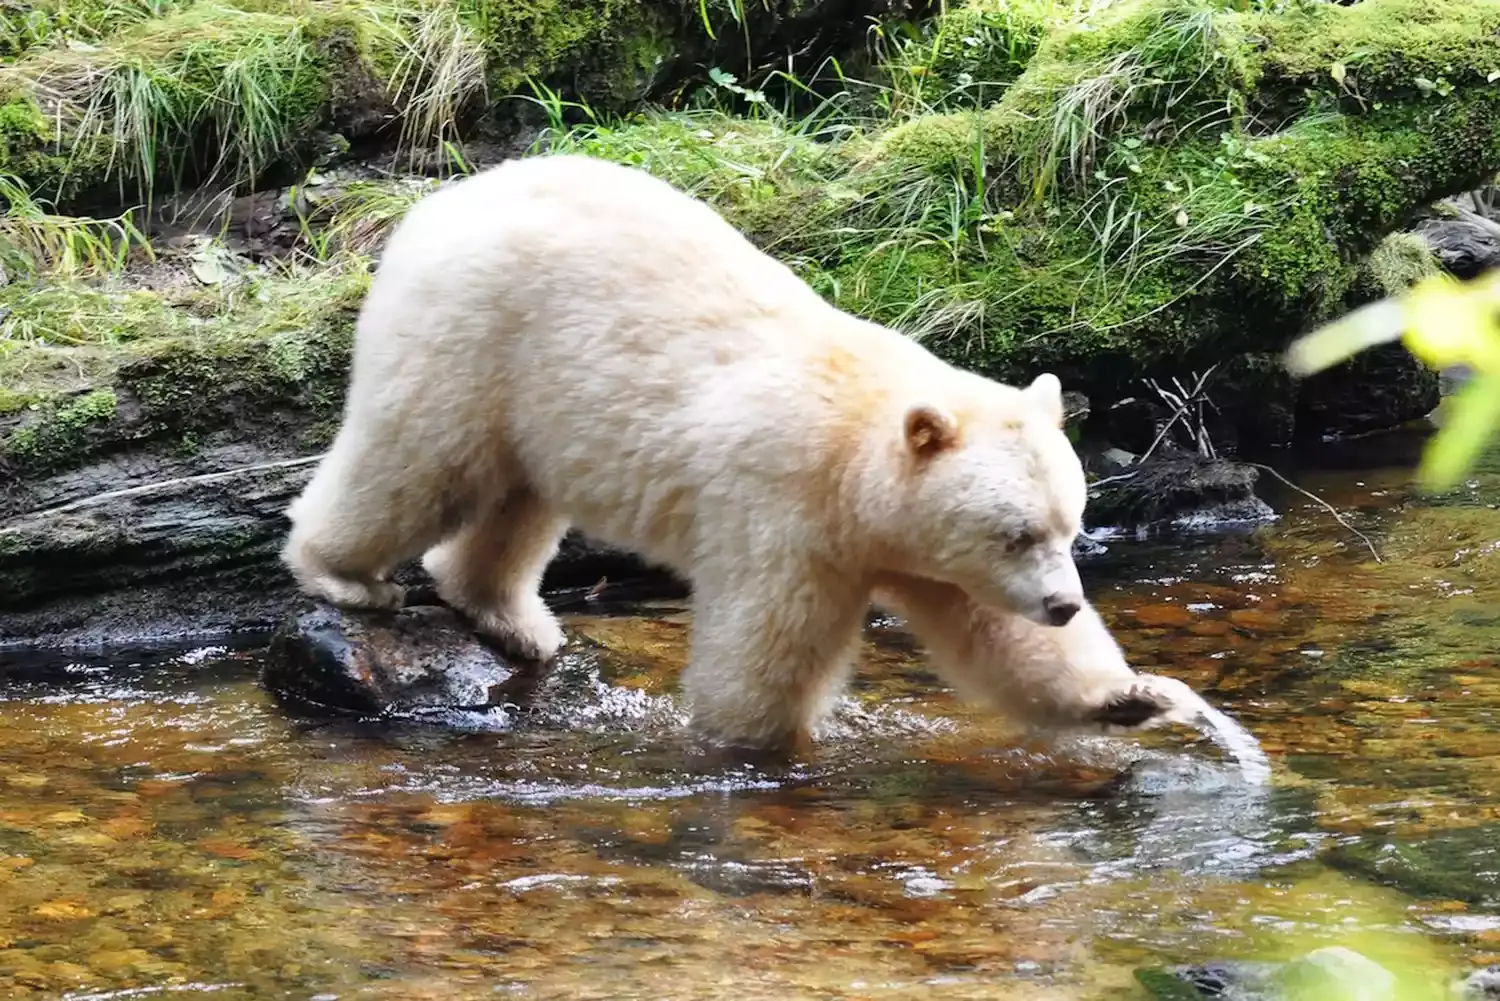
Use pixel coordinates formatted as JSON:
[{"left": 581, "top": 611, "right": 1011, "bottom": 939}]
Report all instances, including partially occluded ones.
[{"left": 282, "top": 154, "right": 1196, "bottom": 749}]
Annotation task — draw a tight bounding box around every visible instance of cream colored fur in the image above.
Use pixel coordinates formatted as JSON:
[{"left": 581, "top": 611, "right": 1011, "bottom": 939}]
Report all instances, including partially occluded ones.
[
  {"left": 283, "top": 153, "right": 1123, "bottom": 749},
  {"left": 873, "top": 572, "right": 1206, "bottom": 733}
]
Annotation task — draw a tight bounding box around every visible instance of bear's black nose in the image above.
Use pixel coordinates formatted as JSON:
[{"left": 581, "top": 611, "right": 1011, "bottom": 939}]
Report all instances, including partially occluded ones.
[{"left": 1043, "top": 597, "right": 1080, "bottom": 626}]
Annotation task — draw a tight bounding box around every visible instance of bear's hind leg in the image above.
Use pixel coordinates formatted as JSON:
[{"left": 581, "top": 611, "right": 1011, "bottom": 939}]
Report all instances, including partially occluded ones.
[
  {"left": 421, "top": 486, "right": 570, "bottom": 663},
  {"left": 682, "top": 563, "right": 869, "bottom": 752},
  {"left": 283, "top": 443, "right": 457, "bottom": 612}
]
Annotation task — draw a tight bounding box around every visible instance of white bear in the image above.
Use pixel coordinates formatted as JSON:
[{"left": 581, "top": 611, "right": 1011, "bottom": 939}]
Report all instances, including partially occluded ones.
[
  {"left": 283, "top": 153, "right": 1111, "bottom": 750},
  {"left": 871, "top": 572, "right": 1207, "bottom": 734}
]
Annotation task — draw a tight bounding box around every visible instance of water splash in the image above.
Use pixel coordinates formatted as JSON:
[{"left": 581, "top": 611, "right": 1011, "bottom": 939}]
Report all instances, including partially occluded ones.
[
  {"left": 1140, "top": 674, "right": 1273, "bottom": 785},
  {"left": 1194, "top": 701, "right": 1273, "bottom": 785}
]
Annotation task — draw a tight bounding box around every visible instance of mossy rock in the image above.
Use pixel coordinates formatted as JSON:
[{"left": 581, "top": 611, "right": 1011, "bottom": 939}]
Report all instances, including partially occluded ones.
[
  {"left": 759, "top": 0, "right": 1500, "bottom": 406},
  {"left": 0, "top": 266, "right": 365, "bottom": 501},
  {"left": 0, "top": 0, "right": 927, "bottom": 206}
]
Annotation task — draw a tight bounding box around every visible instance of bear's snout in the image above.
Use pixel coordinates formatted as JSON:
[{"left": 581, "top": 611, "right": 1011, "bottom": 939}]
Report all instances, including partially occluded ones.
[{"left": 1042, "top": 594, "right": 1081, "bottom": 626}]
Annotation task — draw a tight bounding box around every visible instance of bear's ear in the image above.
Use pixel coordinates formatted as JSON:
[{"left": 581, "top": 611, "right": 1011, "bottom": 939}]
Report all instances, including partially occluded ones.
[
  {"left": 904, "top": 403, "right": 960, "bottom": 459},
  {"left": 1025, "top": 372, "right": 1065, "bottom": 427}
]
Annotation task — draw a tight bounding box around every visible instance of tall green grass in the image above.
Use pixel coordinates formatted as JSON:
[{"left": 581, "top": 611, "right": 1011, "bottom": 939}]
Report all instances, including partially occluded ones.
[{"left": 0, "top": 172, "right": 150, "bottom": 277}]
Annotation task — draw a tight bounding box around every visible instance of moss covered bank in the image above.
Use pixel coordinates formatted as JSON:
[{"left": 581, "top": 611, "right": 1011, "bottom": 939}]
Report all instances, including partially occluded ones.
[{"left": 3, "top": 0, "right": 1499, "bottom": 635}]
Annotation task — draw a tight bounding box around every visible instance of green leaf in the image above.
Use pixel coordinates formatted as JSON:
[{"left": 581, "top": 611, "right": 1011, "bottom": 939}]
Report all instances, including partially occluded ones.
[
  {"left": 1418, "top": 369, "right": 1500, "bottom": 492},
  {"left": 1284, "top": 299, "right": 1406, "bottom": 376}
]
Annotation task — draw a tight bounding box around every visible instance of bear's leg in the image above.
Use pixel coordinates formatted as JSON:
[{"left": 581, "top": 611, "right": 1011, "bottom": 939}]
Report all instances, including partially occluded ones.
[
  {"left": 421, "top": 486, "right": 570, "bottom": 663},
  {"left": 283, "top": 440, "right": 457, "bottom": 612},
  {"left": 873, "top": 572, "right": 1188, "bottom": 732},
  {"left": 681, "top": 563, "right": 870, "bottom": 751}
]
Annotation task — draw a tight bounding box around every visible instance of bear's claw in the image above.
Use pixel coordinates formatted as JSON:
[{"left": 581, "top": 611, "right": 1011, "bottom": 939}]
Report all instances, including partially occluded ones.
[{"left": 1086, "top": 683, "right": 1171, "bottom": 728}]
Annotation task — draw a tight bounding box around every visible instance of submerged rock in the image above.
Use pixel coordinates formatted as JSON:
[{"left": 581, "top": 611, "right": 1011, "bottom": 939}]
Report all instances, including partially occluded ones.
[
  {"left": 1462, "top": 966, "right": 1500, "bottom": 999},
  {"left": 1273, "top": 947, "right": 1397, "bottom": 1001},
  {"left": 1135, "top": 960, "right": 1278, "bottom": 1000},
  {"left": 262, "top": 602, "right": 551, "bottom": 716},
  {"left": 1139, "top": 950, "right": 1500, "bottom": 1001},
  {"left": 1088, "top": 455, "right": 1275, "bottom": 532}
]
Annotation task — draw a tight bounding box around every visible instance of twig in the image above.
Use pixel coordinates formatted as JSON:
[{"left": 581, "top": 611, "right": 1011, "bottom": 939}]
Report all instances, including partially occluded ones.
[
  {"left": 1138, "top": 406, "right": 1187, "bottom": 464},
  {"left": 16, "top": 455, "right": 326, "bottom": 521},
  {"left": 1088, "top": 470, "right": 1140, "bottom": 489},
  {"left": 1140, "top": 364, "right": 1220, "bottom": 463},
  {"left": 1245, "top": 462, "right": 1382, "bottom": 564}
]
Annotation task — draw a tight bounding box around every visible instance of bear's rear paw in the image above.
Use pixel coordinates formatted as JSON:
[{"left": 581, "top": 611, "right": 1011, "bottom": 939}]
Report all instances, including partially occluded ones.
[
  {"left": 306, "top": 576, "right": 407, "bottom": 613},
  {"left": 468, "top": 594, "right": 567, "bottom": 664}
]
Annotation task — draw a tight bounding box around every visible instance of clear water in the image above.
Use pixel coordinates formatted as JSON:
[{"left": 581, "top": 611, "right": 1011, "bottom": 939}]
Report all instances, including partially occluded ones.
[{"left": 2, "top": 428, "right": 1499, "bottom": 999}]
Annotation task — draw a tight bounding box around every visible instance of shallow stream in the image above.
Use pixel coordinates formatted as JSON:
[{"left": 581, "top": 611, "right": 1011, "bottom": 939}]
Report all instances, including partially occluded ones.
[{"left": 2, "top": 429, "right": 1499, "bottom": 999}]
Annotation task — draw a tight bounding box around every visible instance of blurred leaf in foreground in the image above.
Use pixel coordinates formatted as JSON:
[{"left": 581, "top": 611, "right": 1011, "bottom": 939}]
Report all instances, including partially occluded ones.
[{"left": 1286, "top": 269, "right": 1500, "bottom": 493}]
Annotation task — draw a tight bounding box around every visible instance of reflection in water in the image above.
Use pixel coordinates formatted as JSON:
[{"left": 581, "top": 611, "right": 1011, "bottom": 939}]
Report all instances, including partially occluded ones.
[{"left": 1, "top": 429, "right": 1499, "bottom": 998}]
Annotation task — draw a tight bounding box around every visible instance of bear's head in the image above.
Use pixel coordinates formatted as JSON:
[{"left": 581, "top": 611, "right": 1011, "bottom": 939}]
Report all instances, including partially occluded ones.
[{"left": 892, "top": 372, "right": 1087, "bottom": 628}]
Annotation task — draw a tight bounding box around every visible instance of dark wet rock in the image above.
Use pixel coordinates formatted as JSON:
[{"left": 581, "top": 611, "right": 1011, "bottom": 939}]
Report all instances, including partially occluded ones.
[
  {"left": 0, "top": 433, "right": 673, "bottom": 646},
  {"left": 1214, "top": 353, "right": 1301, "bottom": 453},
  {"left": 1323, "top": 827, "right": 1500, "bottom": 906},
  {"left": 1140, "top": 952, "right": 1500, "bottom": 1001},
  {"left": 263, "top": 602, "right": 549, "bottom": 716},
  {"left": 1413, "top": 217, "right": 1500, "bottom": 280},
  {"left": 1063, "top": 390, "right": 1091, "bottom": 427},
  {"left": 1087, "top": 454, "right": 1274, "bottom": 532},
  {"left": 1072, "top": 532, "right": 1110, "bottom": 559},
  {"left": 1293, "top": 341, "right": 1441, "bottom": 443}
]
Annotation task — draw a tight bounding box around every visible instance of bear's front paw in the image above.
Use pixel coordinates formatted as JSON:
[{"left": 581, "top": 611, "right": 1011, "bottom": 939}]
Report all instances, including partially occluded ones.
[
  {"left": 1085, "top": 683, "right": 1172, "bottom": 728},
  {"left": 1085, "top": 673, "right": 1207, "bottom": 730}
]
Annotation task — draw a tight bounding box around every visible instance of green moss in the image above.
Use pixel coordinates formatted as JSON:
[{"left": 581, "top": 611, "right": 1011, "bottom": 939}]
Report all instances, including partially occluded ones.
[
  {"left": 0, "top": 96, "right": 109, "bottom": 202},
  {"left": 0, "top": 0, "right": 711, "bottom": 202},
  {"left": 4, "top": 388, "right": 117, "bottom": 473},
  {"left": 883, "top": 0, "right": 1054, "bottom": 112},
  {"left": 1, "top": 0, "right": 190, "bottom": 61},
  {"left": 1362, "top": 231, "right": 1441, "bottom": 297},
  {"left": 5, "top": 0, "right": 1500, "bottom": 466},
  {"left": 0, "top": 4, "right": 347, "bottom": 200},
  {"left": 1233, "top": 84, "right": 1500, "bottom": 324},
  {"left": 537, "top": 109, "right": 843, "bottom": 241},
  {"left": 455, "top": 0, "right": 675, "bottom": 105},
  {"left": 842, "top": 0, "right": 1500, "bottom": 389},
  {"left": 1257, "top": 0, "right": 1500, "bottom": 92},
  {"left": 0, "top": 263, "right": 366, "bottom": 477}
]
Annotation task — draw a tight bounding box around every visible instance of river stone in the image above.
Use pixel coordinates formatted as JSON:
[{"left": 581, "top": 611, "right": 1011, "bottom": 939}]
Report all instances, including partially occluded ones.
[
  {"left": 1271, "top": 947, "right": 1398, "bottom": 1001},
  {"left": 1413, "top": 217, "right": 1500, "bottom": 280},
  {"left": 1088, "top": 455, "right": 1274, "bottom": 531},
  {"left": 262, "top": 602, "right": 546, "bottom": 715},
  {"left": 1137, "top": 949, "right": 1411, "bottom": 1001},
  {"left": 1462, "top": 967, "right": 1500, "bottom": 999},
  {"left": 1135, "top": 960, "right": 1278, "bottom": 1000}
]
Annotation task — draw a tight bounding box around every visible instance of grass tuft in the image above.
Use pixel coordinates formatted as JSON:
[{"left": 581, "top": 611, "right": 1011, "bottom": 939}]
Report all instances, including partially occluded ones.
[{"left": 0, "top": 172, "right": 150, "bottom": 277}]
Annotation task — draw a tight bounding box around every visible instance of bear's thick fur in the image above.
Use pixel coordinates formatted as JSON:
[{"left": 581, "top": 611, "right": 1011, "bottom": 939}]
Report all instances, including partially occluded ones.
[
  {"left": 283, "top": 154, "right": 1180, "bottom": 749},
  {"left": 873, "top": 573, "right": 1206, "bottom": 734}
]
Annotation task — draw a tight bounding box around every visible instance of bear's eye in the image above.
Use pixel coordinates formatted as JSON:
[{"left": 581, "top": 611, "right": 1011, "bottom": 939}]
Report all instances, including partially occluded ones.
[{"left": 1005, "top": 530, "right": 1037, "bottom": 553}]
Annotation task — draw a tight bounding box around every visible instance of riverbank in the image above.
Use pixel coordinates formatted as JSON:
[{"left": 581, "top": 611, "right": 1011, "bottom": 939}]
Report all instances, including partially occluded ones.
[{"left": 5, "top": 0, "right": 1500, "bottom": 643}]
